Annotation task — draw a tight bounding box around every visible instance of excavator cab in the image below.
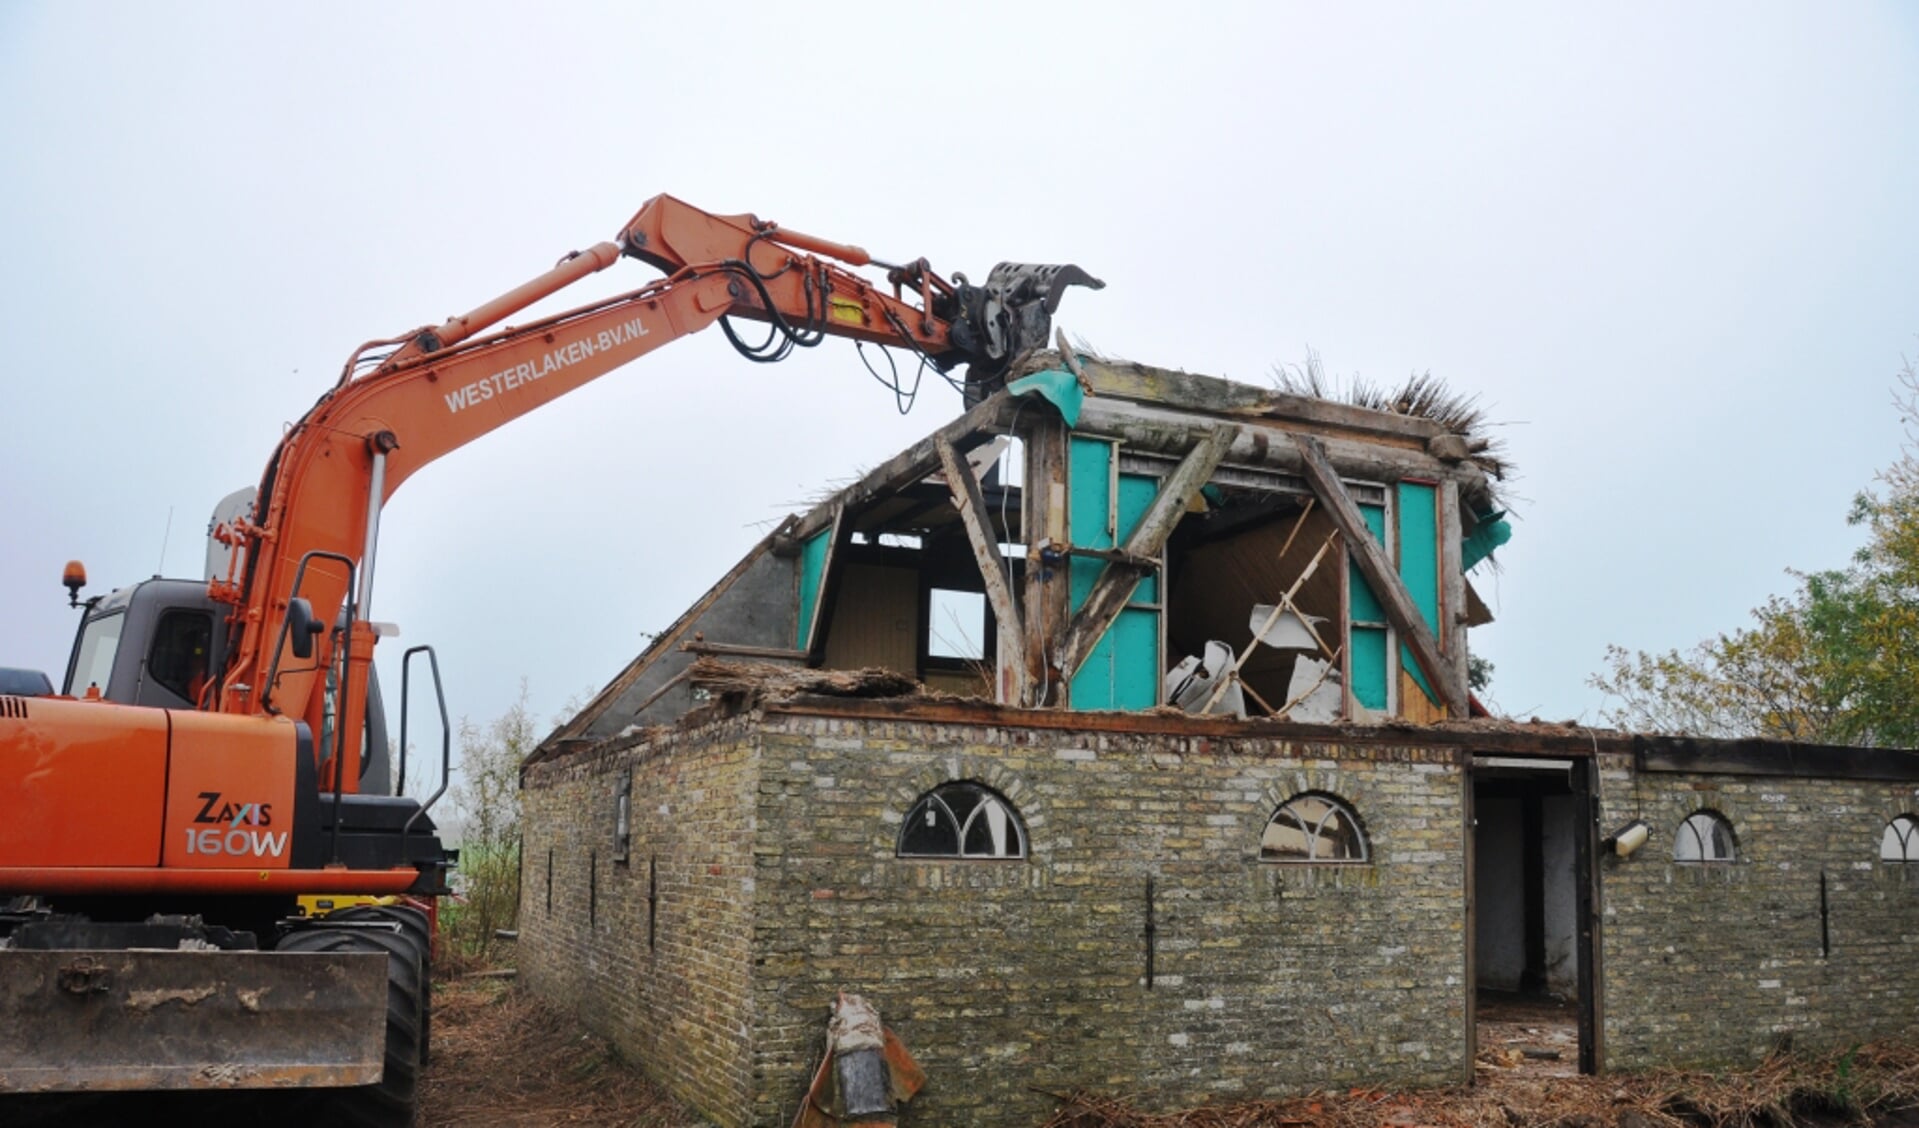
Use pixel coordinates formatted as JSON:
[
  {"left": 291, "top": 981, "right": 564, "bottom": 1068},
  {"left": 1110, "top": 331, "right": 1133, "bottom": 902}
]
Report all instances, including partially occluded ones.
[{"left": 62, "top": 577, "right": 395, "bottom": 795}]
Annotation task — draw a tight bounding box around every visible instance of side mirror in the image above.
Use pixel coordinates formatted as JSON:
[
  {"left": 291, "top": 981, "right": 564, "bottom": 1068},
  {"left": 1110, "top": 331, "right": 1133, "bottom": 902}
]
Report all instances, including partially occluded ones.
[{"left": 287, "top": 598, "right": 325, "bottom": 660}]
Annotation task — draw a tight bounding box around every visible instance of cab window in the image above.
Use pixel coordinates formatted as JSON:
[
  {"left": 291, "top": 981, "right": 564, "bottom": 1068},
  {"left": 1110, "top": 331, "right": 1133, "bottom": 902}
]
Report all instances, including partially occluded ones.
[
  {"left": 149, "top": 610, "right": 214, "bottom": 705},
  {"left": 68, "top": 611, "right": 124, "bottom": 695}
]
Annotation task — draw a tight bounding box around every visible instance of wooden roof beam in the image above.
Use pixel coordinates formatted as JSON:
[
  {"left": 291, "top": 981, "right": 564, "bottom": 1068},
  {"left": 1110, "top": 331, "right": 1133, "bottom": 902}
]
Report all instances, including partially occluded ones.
[
  {"left": 1057, "top": 424, "right": 1235, "bottom": 683},
  {"left": 789, "top": 393, "right": 1015, "bottom": 542},
  {"left": 1290, "top": 432, "right": 1468, "bottom": 717},
  {"left": 935, "top": 434, "right": 1030, "bottom": 706}
]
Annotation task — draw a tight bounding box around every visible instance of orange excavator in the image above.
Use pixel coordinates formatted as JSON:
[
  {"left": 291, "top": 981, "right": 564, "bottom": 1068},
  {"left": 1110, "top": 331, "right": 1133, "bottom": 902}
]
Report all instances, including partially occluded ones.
[{"left": 0, "top": 195, "right": 1098, "bottom": 1124}]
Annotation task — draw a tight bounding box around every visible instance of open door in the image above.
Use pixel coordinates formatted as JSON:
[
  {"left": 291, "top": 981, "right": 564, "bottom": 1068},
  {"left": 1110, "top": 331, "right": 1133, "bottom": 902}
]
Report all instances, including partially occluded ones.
[{"left": 1467, "top": 755, "right": 1600, "bottom": 1077}]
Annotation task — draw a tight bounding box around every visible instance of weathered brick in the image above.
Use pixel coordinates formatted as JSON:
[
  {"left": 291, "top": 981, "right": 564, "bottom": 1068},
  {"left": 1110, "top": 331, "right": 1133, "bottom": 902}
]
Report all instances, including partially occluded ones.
[{"left": 521, "top": 717, "right": 1919, "bottom": 1127}]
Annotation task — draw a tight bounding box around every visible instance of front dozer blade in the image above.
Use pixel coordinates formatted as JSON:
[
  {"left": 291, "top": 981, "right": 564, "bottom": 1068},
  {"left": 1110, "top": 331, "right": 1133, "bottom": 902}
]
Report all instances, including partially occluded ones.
[
  {"left": 0, "top": 949, "right": 387, "bottom": 1092},
  {"left": 946, "top": 261, "right": 1105, "bottom": 398}
]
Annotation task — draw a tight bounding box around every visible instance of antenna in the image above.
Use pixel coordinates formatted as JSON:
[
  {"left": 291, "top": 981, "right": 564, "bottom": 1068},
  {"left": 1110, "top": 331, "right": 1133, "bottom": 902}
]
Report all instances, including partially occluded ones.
[{"left": 156, "top": 506, "right": 175, "bottom": 577}]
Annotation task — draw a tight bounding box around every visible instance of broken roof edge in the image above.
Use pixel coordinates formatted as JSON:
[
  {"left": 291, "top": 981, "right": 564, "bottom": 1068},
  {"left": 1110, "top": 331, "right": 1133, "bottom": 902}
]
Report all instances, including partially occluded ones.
[
  {"left": 1010, "top": 350, "right": 1447, "bottom": 443},
  {"left": 522, "top": 516, "right": 798, "bottom": 774},
  {"left": 787, "top": 390, "right": 1017, "bottom": 544},
  {"left": 1014, "top": 350, "right": 1513, "bottom": 496},
  {"left": 787, "top": 353, "right": 1504, "bottom": 544},
  {"left": 546, "top": 687, "right": 1919, "bottom": 783}
]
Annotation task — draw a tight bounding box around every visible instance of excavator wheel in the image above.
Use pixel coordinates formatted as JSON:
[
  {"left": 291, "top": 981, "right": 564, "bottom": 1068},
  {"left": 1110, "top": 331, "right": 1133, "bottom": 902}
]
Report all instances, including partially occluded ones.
[
  {"left": 277, "top": 924, "right": 424, "bottom": 1127},
  {"left": 319, "top": 904, "right": 434, "bottom": 1065}
]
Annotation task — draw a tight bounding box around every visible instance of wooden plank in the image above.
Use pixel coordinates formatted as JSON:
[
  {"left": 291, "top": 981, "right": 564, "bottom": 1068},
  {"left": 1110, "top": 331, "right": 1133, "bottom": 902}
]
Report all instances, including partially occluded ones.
[
  {"left": 679, "top": 641, "right": 809, "bottom": 660},
  {"left": 625, "top": 666, "right": 693, "bottom": 719},
  {"left": 1057, "top": 424, "right": 1235, "bottom": 683},
  {"left": 821, "top": 562, "right": 918, "bottom": 675},
  {"left": 1636, "top": 735, "right": 1919, "bottom": 781},
  {"left": 1056, "top": 356, "right": 1449, "bottom": 443},
  {"left": 1339, "top": 537, "right": 1354, "bottom": 721},
  {"left": 935, "top": 434, "right": 1029, "bottom": 705},
  {"left": 1398, "top": 670, "right": 1449, "bottom": 725},
  {"left": 1573, "top": 758, "right": 1600, "bottom": 1076},
  {"left": 789, "top": 394, "right": 1016, "bottom": 541},
  {"left": 1075, "top": 398, "right": 1452, "bottom": 474},
  {"left": 1290, "top": 432, "right": 1469, "bottom": 718},
  {"left": 757, "top": 694, "right": 1636, "bottom": 755},
  {"left": 1440, "top": 479, "right": 1469, "bottom": 706},
  {"left": 1022, "top": 415, "right": 1072, "bottom": 705},
  {"left": 1061, "top": 544, "right": 1161, "bottom": 569}
]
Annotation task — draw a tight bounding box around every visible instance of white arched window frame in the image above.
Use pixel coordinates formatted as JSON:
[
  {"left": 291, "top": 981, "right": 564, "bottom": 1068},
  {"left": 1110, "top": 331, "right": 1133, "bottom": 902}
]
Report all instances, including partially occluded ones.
[
  {"left": 897, "top": 782, "right": 1027, "bottom": 859},
  {"left": 1674, "top": 810, "right": 1737, "bottom": 863},
  {"left": 1261, "top": 793, "right": 1369, "bottom": 863},
  {"left": 1881, "top": 815, "right": 1919, "bottom": 863}
]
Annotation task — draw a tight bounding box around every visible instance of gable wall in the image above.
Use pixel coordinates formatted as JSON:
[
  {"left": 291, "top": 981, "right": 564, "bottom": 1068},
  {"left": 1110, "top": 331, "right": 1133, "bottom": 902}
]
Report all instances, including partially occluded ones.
[{"left": 519, "top": 714, "right": 762, "bottom": 1126}]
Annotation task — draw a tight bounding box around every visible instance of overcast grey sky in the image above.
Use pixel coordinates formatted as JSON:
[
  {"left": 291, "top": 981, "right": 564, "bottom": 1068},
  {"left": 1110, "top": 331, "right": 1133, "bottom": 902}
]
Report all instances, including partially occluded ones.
[{"left": 3, "top": 3, "right": 1915, "bottom": 745}]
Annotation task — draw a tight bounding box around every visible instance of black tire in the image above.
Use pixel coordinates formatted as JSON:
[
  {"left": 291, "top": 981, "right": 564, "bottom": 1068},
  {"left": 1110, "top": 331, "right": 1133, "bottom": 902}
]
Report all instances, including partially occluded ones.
[
  {"left": 277, "top": 924, "right": 424, "bottom": 1127},
  {"left": 322, "top": 904, "right": 431, "bottom": 957},
  {"left": 321, "top": 905, "right": 433, "bottom": 1065}
]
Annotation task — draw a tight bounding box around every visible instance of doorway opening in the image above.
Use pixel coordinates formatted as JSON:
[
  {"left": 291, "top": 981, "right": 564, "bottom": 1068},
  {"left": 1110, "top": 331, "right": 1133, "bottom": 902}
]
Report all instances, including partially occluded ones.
[{"left": 1469, "top": 756, "right": 1597, "bottom": 1077}]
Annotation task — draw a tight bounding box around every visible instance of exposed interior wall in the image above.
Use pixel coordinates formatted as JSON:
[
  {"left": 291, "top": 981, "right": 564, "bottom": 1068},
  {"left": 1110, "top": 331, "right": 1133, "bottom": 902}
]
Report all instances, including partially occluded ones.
[
  {"left": 1472, "top": 784, "right": 1579, "bottom": 999},
  {"left": 1540, "top": 793, "right": 1579, "bottom": 996},
  {"left": 1597, "top": 752, "right": 1919, "bottom": 1069},
  {"left": 1169, "top": 505, "right": 1341, "bottom": 715},
  {"left": 821, "top": 561, "right": 917, "bottom": 674},
  {"left": 519, "top": 716, "right": 762, "bottom": 1127},
  {"left": 1474, "top": 795, "right": 1526, "bottom": 992},
  {"left": 544, "top": 382, "right": 1496, "bottom": 753}
]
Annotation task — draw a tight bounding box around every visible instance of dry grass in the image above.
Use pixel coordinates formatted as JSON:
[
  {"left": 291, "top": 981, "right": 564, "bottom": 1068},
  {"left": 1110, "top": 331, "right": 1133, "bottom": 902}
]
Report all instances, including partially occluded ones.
[
  {"left": 1269, "top": 351, "right": 1512, "bottom": 486},
  {"left": 419, "top": 976, "right": 705, "bottom": 1127}
]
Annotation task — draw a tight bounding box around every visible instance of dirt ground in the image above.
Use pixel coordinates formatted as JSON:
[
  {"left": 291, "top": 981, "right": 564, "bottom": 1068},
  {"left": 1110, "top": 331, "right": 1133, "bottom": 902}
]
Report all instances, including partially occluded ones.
[
  {"left": 420, "top": 975, "right": 703, "bottom": 1127},
  {"left": 426, "top": 978, "right": 1919, "bottom": 1128},
  {"left": 9, "top": 980, "right": 1910, "bottom": 1126}
]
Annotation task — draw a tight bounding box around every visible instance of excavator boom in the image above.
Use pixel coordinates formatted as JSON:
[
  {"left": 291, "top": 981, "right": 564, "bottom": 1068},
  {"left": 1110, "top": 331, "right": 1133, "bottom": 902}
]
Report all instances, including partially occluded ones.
[{"left": 217, "top": 193, "right": 1097, "bottom": 798}]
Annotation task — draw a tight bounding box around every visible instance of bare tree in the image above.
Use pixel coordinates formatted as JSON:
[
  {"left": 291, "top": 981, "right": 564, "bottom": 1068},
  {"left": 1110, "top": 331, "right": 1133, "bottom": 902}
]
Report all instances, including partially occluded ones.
[{"left": 445, "top": 681, "right": 536, "bottom": 966}]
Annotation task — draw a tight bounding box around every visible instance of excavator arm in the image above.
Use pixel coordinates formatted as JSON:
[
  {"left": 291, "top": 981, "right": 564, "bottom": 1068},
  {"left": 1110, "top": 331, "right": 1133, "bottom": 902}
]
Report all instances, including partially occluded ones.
[{"left": 213, "top": 194, "right": 1099, "bottom": 786}]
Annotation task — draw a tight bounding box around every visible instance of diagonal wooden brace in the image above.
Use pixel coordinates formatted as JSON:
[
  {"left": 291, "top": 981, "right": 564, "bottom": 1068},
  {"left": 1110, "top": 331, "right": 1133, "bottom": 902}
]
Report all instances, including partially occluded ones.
[
  {"left": 1289, "top": 432, "right": 1467, "bottom": 717},
  {"left": 1057, "top": 424, "right": 1236, "bottom": 684},
  {"left": 934, "top": 434, "right": 1030, "bottom": 705}
]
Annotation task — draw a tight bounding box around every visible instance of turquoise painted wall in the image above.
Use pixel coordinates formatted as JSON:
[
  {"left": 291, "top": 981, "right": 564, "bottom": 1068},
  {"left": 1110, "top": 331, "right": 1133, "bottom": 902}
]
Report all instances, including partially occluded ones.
[
  {"left": 1349, "top": 502, "right": 1390, "bottom": 711},
  {"left": 796, "top": 527, "right": 830, "bottom": 648},
  {"left": 1067, "top": 437, "right": 1160, "bottom": 710},
  {"left": 1395, "top": 482, "right": 1440, "bottom": 705}
]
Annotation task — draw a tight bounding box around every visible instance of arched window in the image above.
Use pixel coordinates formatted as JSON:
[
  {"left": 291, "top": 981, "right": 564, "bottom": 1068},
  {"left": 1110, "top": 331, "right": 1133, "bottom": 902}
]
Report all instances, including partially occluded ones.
[
  {"left": 1881, "top": 815, "right": 1919, "bottom": 863},
  {"left": 1261, "top": 793, "right": 1368, "bottom": 863},
  {"left": 1674, "top": 810, "right": 1737, "bottom": 863},
  {"left": 898, "top": 782, "right": 1026, "bottom": 859}
]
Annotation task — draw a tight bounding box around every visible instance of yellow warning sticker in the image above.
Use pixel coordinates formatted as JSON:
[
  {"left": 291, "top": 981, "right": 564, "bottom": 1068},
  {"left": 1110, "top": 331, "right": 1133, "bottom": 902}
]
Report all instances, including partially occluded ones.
[{"left": 829, "top": 297, "right": 864, "bottom": 325}]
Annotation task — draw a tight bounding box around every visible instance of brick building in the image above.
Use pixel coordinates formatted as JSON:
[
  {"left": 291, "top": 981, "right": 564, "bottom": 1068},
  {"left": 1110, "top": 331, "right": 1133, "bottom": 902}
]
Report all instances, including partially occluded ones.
[{"left": 517, "top": 355, "right": 1919, "bottom": 1126}]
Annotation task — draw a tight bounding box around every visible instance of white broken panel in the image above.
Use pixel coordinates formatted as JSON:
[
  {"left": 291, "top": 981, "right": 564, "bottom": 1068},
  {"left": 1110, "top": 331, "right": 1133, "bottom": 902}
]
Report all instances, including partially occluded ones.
[
  {"left": 1247, "top": 605, "right": 1325, "bottom": 650},
  {"left": 1283, "top": 655, "right": 1343, "bottom": 723},
  {"left": 1164, "top": 640, "right": 1245, "bottom": 718}
]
